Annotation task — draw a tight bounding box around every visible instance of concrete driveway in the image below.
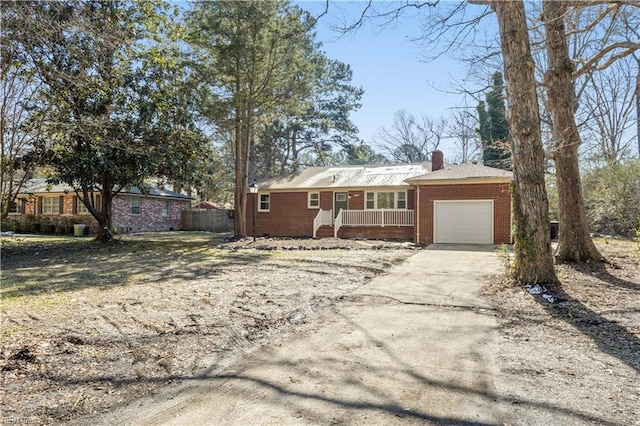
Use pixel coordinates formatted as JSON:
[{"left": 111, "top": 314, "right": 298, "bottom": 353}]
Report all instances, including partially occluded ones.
[{"left": 100, "top": 245, "right": 505, "bottom": 425}]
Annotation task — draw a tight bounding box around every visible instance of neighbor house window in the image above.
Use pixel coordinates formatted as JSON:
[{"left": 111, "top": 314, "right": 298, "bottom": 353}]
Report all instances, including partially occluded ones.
[
  {"left": 308, "top": 192, "right": 320, "bottom": 209},
  {"left": 258, "top": 193, "right": 270, "bottom": 212},
  {"left": 77, "top": 200, "right": 89, "bottom": 214},
  {"left": 162, "top": 200, "right": 170, "bottom": 216},
  {"left": 131, "top": 197, "right": 141, "bottom": 215},
  {"left": 8, "top": 199, "right": 23, "bottom": 214},
  {"left": 43, "top": 196, "right": 60, "bottom": 214},
  {"left": 76, "top": 194, "right": 100, "bottom": 214},
  {"left": 365, "top": 191, "right": 407, "bottom": 209}
]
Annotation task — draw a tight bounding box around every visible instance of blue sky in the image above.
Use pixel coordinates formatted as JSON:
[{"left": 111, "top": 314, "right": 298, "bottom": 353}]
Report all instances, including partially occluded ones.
[{"left": 299, "top": 1, "right": 490, "bottom": 158}]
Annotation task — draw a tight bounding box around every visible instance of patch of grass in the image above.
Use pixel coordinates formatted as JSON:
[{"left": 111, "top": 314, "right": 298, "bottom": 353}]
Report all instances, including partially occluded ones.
[
  {"left": 1, "top": 234, "right": 93, "bottom": 248},
  {"left": 0, "top": 232, "right": 266, "bottom": 301}
]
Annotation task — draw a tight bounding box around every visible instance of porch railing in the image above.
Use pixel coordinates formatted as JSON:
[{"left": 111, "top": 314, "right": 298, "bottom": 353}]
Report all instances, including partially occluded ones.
[
  {"left": 313, "top": 208, "right": 333, "bottom": 238},
  {"left": 334, "top": 209, "right": 414, "bottom": 238}
]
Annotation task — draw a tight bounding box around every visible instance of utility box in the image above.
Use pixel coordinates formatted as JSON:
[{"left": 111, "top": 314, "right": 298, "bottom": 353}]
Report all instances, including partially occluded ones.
[{"left": 73, "top": 224, "right": 86, "bottom": 237}]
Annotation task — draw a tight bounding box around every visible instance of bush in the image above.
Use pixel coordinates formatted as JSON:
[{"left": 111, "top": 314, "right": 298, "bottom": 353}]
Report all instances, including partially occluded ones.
[
  {"left": 0, "top": 218, "right": 21, "bottom": 233},
  {"left": 582, "top": 161, "right": 640, "bottom": 237},
  {"left": 1, "top": 215, "right": 96, "bottom": 235}
]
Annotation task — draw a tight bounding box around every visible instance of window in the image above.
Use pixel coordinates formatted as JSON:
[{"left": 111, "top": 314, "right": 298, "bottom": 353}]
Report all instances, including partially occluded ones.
[
  {"left": 162, "top": 200, "right": 170, "bottom": 216},
  {"left": 258, "top": 193, "right": 270, "bottom": 212},
  {"left": 366, "top": 192, "right": 375, "bottom": 209},
  {"left": 308, "top": 192, "right": 320, "bottom": 209},
  {"left": 43, "top": 197, "right": 60, "bottom": 214},
  {"left": 397, "top": 192, "right": 407, "bottom": 209},
  {"left": 77, "top": 194, "right": 100, "bottom": 214},
  {"left": 377, "top": 192, "right": 395, "bottom": 209},
  {"left": 8, "top": 199, "right": 22, "bottom": 214},
  {"left": 77, "top": 199, "right": 89, "bottom": 214},
  {"left": 365, "top": 191, "right": 408, "bottom": 209},
  {"left": 131, "top": 197, "right": 141, "bottom": 215}
]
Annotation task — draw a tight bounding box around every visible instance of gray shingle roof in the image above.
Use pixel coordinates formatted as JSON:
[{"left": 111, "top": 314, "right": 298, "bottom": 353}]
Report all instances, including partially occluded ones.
[
  {"left": 258, "top": 163, "right": 434, "bottom": 190},
  {"left": 258, "top": 162, "right": 512, "bottom": 190},
  {"left": 406, "top": 163, "right": 513, "bottom": 182},
  {"left": 20, "top": 178, "right": 192, "bottom": 200}
]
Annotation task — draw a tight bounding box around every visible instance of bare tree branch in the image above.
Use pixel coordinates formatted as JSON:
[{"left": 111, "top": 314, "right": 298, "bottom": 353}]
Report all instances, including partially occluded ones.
[{"left": 574, "top": 41, "right": 640, "bottom": 77}]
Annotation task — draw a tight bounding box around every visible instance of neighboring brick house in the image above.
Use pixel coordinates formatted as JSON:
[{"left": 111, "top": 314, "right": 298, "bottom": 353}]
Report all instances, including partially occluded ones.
[
  {"left": 9, "top": 178, "right": 192, "bottom": 234},
  {"left": 246, "top": 151, "right": 513, "bottom": 244}
]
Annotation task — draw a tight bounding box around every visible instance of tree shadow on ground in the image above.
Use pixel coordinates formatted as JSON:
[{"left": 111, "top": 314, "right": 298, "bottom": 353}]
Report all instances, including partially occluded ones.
[
  {"left": 539, "top": 265, "right": 640, "bottom": 373},
  {"left": 566, "top": 261, "right": 640, "bottom": 292},
  {"left": 0, "top": 238, "right": 268, "bottom": 298},
  {"left": 45, "top": 311, "right": 622, "bottom": 426}
]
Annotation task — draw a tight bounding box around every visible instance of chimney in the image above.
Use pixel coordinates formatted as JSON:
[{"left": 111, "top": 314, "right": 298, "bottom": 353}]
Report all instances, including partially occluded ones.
[{"left": 431, "top": 150, "right": 444, "bottom": 171}]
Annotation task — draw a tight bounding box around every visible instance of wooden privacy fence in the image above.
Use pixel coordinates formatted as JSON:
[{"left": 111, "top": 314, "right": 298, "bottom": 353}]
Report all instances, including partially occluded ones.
[{"left": 181, "top": 209, "right": 233, "bottom": 232}]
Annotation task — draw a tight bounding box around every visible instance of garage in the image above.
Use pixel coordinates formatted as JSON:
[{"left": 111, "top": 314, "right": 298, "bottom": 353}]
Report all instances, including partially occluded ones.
[{"left": 434, "top": 200, "right": 493, "bottom": 244}]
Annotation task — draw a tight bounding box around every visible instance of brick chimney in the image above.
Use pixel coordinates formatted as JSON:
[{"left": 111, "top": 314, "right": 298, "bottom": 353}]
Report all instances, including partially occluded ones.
[{"left": 431, "top": 150, "right": 444, "bottom": 171}]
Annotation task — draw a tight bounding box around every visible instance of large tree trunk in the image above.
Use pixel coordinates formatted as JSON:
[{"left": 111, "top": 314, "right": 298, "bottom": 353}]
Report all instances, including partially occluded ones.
[
  {"left": 542, "top": 1, "right": 603, "bottom": 263},
  {"left": 493, "top": 0, "right": 558, "bottom": 284},
  {"left": 234, "top": 102, "right": 247, "bottom": 237},
  {"left": 94, "top": 176, "right": 114, "bottom": 242},
  {"left": 635, "top": 55, "right": 640, "bottom": 158}
]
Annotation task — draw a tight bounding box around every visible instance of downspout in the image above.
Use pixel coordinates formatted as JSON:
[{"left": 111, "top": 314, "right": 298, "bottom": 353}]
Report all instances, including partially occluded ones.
[{"left": 415, "top": 185, "right": 420, "bottom": 244}]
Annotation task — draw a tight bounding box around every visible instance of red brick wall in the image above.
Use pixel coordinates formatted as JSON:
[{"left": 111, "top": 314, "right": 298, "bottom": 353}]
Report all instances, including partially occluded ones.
[
  {"left": 416, "top": 183, "right": 511, "bottom": 244},
  {"left": 338, "top": 226, "right": 413, "bottom": 240},
  {"left": 13, "top": 193, "right": 189, "bottom": 234},
  {"left": 11, "top": 194, "right": 99, "bottom": 232},
  {"left": 320, "top": 191, "right": 333, "bottom": 210},
  {"left": 247, "top": 191, "right": 319, "bottom": 237},
  {"left": 112, "top": 195, "right": 189, "bottom": 233},
  {"left": 17, "top": 194, "right": 98, "bottom": 217},
  {"left": 247, "top": 188, "right": 417, "bottom": 240}
]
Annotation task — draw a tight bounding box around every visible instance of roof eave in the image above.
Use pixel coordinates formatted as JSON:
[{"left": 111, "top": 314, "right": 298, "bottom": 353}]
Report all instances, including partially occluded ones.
[{"left": 407, "top": 177, "right": 512, "bottom": 185}]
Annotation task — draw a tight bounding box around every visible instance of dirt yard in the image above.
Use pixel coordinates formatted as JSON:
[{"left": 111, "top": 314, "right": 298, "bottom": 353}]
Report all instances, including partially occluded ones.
[
  {"left": 486, "top": 239, "right": 640, "bottom": 425},
  {"left": 1, "top": 234, "right": 639, "bottom": 425},
  {"left": 0, "top": 233, "right": 416, "bottom": 425}
]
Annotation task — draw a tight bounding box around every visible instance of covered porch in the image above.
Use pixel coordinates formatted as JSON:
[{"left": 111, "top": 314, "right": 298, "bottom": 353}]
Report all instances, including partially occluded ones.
[{"left": 313, "top": 208, "right": 415, "bottom": 238}]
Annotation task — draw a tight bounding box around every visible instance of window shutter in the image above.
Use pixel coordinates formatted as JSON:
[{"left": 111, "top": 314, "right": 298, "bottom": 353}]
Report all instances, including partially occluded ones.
[
  {"left": 73, "top": 196, "right": 78, "bottom": 214},
  {"left": 20, "top": 199, "right": 26, "bottom": 214},
  {"left": 37, "top": 196, "right": 43, "bottom": 214},
  {"left": 59, "top": 196, "right": 64, "bottom": 214}
]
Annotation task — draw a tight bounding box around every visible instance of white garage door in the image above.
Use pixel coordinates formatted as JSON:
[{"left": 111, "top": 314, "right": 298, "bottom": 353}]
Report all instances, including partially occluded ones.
[{"left": 434, "top": 200, "right": 493, "bottom": 244}]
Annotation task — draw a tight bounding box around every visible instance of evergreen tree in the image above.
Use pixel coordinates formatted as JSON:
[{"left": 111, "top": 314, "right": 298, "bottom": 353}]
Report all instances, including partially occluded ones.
[
  {"left": 187, "top": 0, "right": 321, "bottom": 237},
  {"left": 10, "top": 1, "right": 206, "bottom": 241},
  {"left": 477, "top": 71, "right": 511, "bottom": 170}
]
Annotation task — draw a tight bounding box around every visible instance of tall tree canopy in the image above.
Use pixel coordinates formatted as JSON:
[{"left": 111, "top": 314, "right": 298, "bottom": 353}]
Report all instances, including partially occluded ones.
[
  {"left": 254, "top": 56, "right": 363, "bottom": 177},
  {"left": 187, "top": 0, "right": 362, "bottom": 237},
  {"left": 6, "top": 0, "right": 207, "bottom": 240},
  {"left": 1, "top": 2, "right": 48, "bottom": 218}
]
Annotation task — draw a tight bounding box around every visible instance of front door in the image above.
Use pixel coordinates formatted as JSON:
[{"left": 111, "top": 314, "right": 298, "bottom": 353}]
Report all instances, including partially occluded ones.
[{"left": 334, "top": 192, "right": 348, "bottom": 219}]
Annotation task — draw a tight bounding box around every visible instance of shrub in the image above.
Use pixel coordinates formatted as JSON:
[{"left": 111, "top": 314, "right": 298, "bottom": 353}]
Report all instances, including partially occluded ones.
[
  {"left": 1, "top": 214, "right": 96, "bottom": 235},
  {"left": 0, "top": 218, "right": 21, "bottom": 233},
  {"left": 582, "top": 161, "right": 640, "bottom": 237}
]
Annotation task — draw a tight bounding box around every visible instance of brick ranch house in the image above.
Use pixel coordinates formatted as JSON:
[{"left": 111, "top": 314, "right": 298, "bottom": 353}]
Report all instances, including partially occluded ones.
[
  {"left": 9, "top": 178, "right": 192, "bottom": 234},
  {"left": 246, "top": 151, "right": 513, "bottom": 245}
]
